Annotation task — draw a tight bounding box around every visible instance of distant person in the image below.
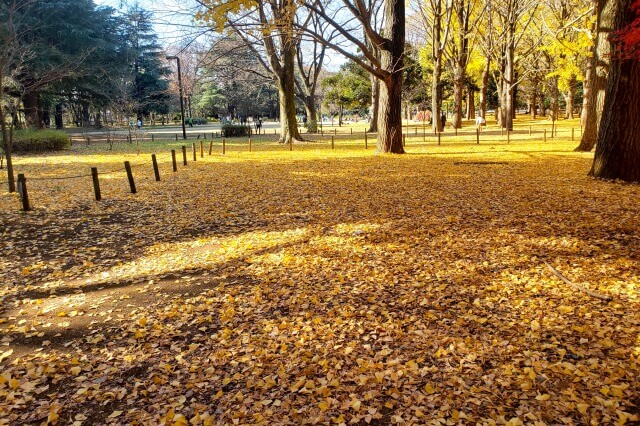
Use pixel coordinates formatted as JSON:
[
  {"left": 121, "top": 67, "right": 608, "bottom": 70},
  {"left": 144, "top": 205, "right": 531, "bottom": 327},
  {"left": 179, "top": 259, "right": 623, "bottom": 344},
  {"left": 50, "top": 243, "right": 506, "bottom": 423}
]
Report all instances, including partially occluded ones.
[
  {"left": 475, "top": 115, "right": 486, "bottom": 131},
  {"left": 255, "top": 117, "right": 262, "bottom": 133},
  {"left": 136, "top": 119, "right": 142, "bottom": 129},
  {"left": 440, "top": 112, "right": 446, "bottom": 132}
]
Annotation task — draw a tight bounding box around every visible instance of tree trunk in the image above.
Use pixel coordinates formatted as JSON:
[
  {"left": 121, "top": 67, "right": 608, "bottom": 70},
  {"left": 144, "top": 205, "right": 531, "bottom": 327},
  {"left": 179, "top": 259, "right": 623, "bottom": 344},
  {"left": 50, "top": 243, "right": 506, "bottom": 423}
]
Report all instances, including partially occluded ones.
[
  {"left": 303, "top": 96, "right": 318, "bottom": 133},
  {"left": 576, "top": 0, "right": 615, "bottom": 151},
  {"left": 549, "top": 77, "right": 559, "bottom": 121},
  {"left": 451, "top": 65, "right": 464, "bottom": 128},
  {"left": 432, "top": 59, "right": 442, "bottom": 133},
  {"left": 376, "top": 0, "right": 404, "bottom": 154},
  {"left": 466, "top": 88, "right": 475, "bottom": 120},
  {"left": 82, "top": 105, "right": 90, "bottom": 127},
  {"left": 479, "top": 58, "right": 490, "bottom": 119},
  {"left": 565, "top": 76, "right": 576, "bottom": 119},
  {"left": 589, "top": 0, "right": 640, "bottom": 182},
  {"left": 378, "top": 75, "right": 404, "bottom": 153},
  {"left": 276, "top": 45, "right": 302, "bottom": 144},
  {"left": 55, "top": 103, "right": 64, "bottom": 129},
  {"left": 368, "top": 76, "right": 379, "bottom": 132},
  {"left": 529, "top": 84, "right": 537, "bottom": 118},
  {"left": 0, "top": 102, "right": 16, "bottom": 193},
  {"left": 23, "top": 91, "right": 43, "bottom": 129},
  {"left": 580, "top": 56, "right": 592, "bottom": 126},
  {"left": 504, "top": 37, "right": 515, "bottom": 131}
]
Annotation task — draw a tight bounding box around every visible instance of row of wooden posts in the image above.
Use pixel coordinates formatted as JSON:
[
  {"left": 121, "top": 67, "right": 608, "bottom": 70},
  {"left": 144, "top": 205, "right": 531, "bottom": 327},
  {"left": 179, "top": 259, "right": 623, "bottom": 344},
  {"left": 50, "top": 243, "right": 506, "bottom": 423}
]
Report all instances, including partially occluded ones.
[
  {"left": 13, "top": 124, "right": 581, "bottom": 212},
  {"left": 17, "top": 140, "right": 223, "bottom": 211}
]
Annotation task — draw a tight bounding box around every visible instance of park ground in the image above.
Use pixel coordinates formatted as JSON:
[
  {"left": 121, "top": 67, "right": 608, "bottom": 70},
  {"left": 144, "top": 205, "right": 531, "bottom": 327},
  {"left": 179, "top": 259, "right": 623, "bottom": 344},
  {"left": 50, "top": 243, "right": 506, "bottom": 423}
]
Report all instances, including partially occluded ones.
[{"left": 0, "top": 118, "right": 639, "bottom": 425}]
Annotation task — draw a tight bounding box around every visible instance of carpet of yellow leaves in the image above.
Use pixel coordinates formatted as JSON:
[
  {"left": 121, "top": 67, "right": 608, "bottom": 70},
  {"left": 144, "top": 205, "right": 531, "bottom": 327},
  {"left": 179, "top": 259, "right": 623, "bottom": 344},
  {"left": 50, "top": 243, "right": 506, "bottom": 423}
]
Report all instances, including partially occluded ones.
[{"left": 1, "top": 124, "right": 639, "bottom": 425}]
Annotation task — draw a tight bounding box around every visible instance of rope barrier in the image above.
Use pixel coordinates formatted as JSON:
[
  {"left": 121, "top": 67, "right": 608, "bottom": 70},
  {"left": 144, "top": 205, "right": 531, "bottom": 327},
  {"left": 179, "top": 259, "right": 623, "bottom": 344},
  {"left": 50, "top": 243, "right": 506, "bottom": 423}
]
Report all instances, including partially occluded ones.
[{"left": 29, "top": 173, "right": 92, "bottom": 181}]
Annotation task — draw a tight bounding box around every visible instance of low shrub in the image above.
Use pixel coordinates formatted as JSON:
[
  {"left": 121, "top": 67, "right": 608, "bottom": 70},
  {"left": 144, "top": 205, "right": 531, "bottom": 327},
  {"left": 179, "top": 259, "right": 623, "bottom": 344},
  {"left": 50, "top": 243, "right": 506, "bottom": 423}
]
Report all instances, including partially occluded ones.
[
  {"left": 221, "top": 124, "right": 250, "bottom": 137},
  {"left": 12, "top": 129, "right": 71, "bottom": 153}
]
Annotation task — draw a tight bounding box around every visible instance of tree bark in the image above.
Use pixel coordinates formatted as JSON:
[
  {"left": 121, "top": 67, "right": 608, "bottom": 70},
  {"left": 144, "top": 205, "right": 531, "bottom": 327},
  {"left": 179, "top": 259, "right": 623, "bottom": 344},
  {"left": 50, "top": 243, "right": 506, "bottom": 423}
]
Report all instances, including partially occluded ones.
[
  {"left": 23, "top": 90, "right": 43, "bottom": 129},
  {"left": 479, "top": 58, "right": 490, "bottom": 119},
  {"left": 589, "top": 0, "right": 640, "bottom": 182},
  {"left": 576, "top": 0, "right": 615, "bottom": 151},
  {"left": 368, "top": 76, "right": 379, "bottom": 132},
  {"left": 451, "top": 65, "right": 464, "bottom": 128},
  {"left": 466, "top": 87, "right": 475, "bottom": 120},
  {"left": 303, "top": 96, "right": 318, "bottom": 133},
  {"left": 549, "top": 76, "right": 559, "bottom": 121},
  {"left": 529, "top": 82, "right": 538, "bottom": 118},
  {"left": 0, "top": 101, "right": 16, "bottom": 192},
  {"left": 504, "top": 33, "right": 515, "bottom": 131},
  {"left": 376, "top": 0, "right": 405, "bottom": 154},
  {"left": 378, "top": 75, "right": 404, "bottom": 153},
  {"left": 580, "top": 55, "right": 592, "bottom": 126},
  {"left": 432, "top": 57, "right": 443, "bottom": 132},
  {"left": 277, "top": 44, "right": 302, "bottom": 144}
]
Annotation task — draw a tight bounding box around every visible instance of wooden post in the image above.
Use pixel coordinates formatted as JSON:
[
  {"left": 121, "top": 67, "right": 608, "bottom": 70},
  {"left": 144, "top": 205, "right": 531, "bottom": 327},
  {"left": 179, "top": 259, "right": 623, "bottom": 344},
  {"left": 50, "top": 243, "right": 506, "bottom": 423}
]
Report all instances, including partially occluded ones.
[
  {"left": 222, "top": 138, "right": 226, "bottom": 154},
  {"left": 403, "top": 134, "right": 406, "bottom": 147},
  {"left": 182, "top": 145, "right": 187, "bottom": 165},
  {"left": 544, "top": 129, "right": 547, "bottom": 143},
  {"left": 124, "top": 161, "right": 136, "bottom": 194},
  {"left": 455, "top": 127, "right": 457, "bottom": 136},
  {"left": 552, "top": 121, "right": 555, "bottom": 138},
  {"left": 334, "top": 128, "right": 337, "bottom": 135},
  {"left": 192, "top": 143, "right": 196, "bottom": 161},
  {"left": 289, "top": 137, "right": 293, "bottom": 151},
  {"left": 200, "top": 141, "right": 204, "bottom": 158},
  {"left": 17, "top": 174, "right": 30, "bottom": 211},
  {"left": 152, "top": 134, "right": 155, "bottom": 142},
  {"left": 476, "top": 128, "right": 480, "bottom": 144},
  {"left": 209, "top": 140, "right": 213, "bottom": 155},
  {"left": 152, "top": 154, "right": 160, "bottom": 181},
  {"left": 175, "top": 134, "right": 178, "bottom": 141},
  {"left": 87, "top": 137, "right": 91, "bottom": 146},
  {"left": 249, "top": 138, "right": 252, "bottom": 152},
  {"left": 364, "top": 132, "right": 368, "bottom": 149},
  {"left": 571, "top": 128, "right": 574, "bottom": 141},
  {"left": 438, "top": 132, "right": 441, "bottom": 146},
  {"left": 91, "top": 167, "right": 101, "bottom": 201},
  {"left": 529, "top": 125, "right": 532, "bottom": 136},
  {"left": 171, "top": 149, "right": 177, "bottom": 172},
  {"left": 331, "top": 135, "right": 334, "bottom": 149},
  {"left": 415, "top": 127, "right": 417, "bottom": 135},
  {"left": 350, "top": 128, "right": 353, "bottom": 135}
]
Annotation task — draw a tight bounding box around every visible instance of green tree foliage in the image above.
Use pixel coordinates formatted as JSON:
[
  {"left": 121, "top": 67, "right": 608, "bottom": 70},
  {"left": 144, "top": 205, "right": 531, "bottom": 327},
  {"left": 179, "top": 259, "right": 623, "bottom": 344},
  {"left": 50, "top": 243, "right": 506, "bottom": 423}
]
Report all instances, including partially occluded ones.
[
  {"left": 322, "top": 61, "right": 371, "bottom": 125},
  {"left": 123, "top": 5, "right": 170, "bottom": 119}
]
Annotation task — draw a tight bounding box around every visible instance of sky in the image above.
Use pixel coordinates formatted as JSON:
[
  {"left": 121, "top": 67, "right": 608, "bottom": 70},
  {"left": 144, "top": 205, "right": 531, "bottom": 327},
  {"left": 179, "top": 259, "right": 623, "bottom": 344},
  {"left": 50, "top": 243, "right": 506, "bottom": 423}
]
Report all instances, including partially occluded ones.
[
  {"left": 93, "top": 0, "right": 204, "bottom": 47},
  {"left": 93, "top": 0, "right": 347, "bottom": 71}
]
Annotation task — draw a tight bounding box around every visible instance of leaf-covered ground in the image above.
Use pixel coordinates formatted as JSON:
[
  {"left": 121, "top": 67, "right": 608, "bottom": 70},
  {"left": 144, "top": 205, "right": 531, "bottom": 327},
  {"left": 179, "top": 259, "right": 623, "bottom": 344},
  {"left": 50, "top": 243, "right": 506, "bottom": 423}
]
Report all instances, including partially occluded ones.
[{"left": 1, "top": 123, "right": 639, "bottom": 425}]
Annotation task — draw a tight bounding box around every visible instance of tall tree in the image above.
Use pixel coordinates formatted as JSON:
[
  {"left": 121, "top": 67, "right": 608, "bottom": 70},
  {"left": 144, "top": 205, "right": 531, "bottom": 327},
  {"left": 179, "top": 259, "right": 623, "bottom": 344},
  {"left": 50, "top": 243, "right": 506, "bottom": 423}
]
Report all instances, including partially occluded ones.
[
  {"left": 196, "top": 0, "right": 303, "bottom": 144},
  {"left": 301, "top": 0, "right": 406, "bottom": 153},
  {"left": 124, "top": 4, "right": 171, "bottom": 120},
  {"left": 445, "top": 0, "right": 484, "bottom": 128},
  {"left": 294, "top": 10, "right": 333, "bottom": 134},
  {"left": 575, "top": 0, "right": 616, "bottom": 151},
  {"left": 415, "top": 0, "right": 453, "bottom": 133},
  {"left": 589, "top": 0, "right": 640, "bottom": 181}
]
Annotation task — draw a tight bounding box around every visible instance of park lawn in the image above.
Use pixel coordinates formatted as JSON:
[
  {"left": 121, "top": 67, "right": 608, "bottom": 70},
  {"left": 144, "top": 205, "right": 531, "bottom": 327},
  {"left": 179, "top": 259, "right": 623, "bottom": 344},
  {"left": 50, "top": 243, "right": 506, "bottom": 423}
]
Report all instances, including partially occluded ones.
[{"left": 1, "top": 120, "right": 639, "bottom": 425}]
